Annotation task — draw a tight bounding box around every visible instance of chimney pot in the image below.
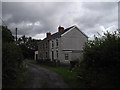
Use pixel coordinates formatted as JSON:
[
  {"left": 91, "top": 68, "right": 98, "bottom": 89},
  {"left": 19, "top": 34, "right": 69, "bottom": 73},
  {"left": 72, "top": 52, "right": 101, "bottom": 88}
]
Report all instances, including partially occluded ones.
[
  {"left": 46, "top": 32, "right": 51, "bottom": 37},
  {"left": 58, "top": 26, "right": 64, "bottom": 32}
]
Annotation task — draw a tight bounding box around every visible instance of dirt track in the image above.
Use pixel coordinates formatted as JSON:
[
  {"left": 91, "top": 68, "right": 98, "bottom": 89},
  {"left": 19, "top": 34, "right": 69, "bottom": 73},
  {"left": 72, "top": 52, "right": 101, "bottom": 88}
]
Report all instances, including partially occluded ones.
[{"left": 24, "top": 62, "right": 69, "bottom": 88}]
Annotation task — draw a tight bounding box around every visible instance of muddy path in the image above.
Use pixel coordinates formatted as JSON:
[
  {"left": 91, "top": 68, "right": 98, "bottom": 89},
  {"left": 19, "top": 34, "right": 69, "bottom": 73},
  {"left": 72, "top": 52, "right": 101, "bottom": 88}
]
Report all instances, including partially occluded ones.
[{"left": 24, "top": 62, "right": 69, "bottom": 88}]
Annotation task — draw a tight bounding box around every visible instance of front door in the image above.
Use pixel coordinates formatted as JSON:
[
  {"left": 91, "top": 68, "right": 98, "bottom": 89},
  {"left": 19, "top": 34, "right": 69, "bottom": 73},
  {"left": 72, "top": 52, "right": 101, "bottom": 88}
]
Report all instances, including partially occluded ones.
[{"left": 52, "top": 51, "right": 54, "bottom": 60}]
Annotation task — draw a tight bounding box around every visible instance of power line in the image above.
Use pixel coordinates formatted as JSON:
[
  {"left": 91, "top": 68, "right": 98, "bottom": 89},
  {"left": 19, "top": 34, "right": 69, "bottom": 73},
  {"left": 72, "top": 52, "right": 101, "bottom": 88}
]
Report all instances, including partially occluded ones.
[
  {"left": 0, "top": 17, "right": 19, "bottom": 40},
  {"left": 0, "top": 17, "right": 7, "bottom": 26}
]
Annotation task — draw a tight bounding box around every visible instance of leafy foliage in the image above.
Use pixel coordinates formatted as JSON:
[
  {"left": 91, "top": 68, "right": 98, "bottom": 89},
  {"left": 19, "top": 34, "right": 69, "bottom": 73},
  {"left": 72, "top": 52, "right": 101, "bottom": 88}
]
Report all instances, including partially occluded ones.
[
  {"left": 2, "top": 26, "right": 24, "bottom": 88},
  {"left": 2, "top": 26, "right": 14, "bottom": 43},
  {"left": 17, "top": 35, "right": 40, "bottom": 59},
  {"left": 79, "top": 31, "right": 120, "bottom": 87},
  {"left": 2, "top": 43, "right": 23, "bottom": 86}
]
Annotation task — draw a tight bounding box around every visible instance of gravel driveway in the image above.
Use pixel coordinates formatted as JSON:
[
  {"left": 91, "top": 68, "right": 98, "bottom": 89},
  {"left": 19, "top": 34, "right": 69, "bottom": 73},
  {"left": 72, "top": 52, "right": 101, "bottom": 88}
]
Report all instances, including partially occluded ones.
[{"left": 24, "top": 62, "right": 69, "bottom": 88}]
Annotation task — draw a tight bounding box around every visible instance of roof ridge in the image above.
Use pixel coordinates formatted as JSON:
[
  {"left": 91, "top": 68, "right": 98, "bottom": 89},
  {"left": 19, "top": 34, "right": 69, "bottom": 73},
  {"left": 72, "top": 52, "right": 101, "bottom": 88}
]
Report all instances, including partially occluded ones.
[{"left": 42, "top": 25, "right": 77, "bottom": 41}]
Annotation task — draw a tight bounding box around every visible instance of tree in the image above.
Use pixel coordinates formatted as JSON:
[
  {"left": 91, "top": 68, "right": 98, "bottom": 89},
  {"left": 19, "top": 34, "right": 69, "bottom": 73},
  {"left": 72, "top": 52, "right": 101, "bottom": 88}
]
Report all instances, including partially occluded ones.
[
  {"left": 2, "top": 26, "right": 14, "bottom": 43},
  {"left": 79, "top": 31, "right": 120, "bottom": 88},
  {"left": 17, "top": 35, "right": 40, "bottom": 59},
  {"left": 83, "top": 31, "right": 120, "bottom": 70},
  {"left": 2, "top": 26, "right": 24, "bottom": 88}
]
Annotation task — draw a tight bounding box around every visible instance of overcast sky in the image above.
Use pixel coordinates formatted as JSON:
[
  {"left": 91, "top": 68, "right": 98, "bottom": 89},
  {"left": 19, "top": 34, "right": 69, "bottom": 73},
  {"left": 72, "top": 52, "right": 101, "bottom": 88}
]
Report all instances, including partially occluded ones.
[{"left": 2, "top": 2, "right": 118, "bottom": 40}]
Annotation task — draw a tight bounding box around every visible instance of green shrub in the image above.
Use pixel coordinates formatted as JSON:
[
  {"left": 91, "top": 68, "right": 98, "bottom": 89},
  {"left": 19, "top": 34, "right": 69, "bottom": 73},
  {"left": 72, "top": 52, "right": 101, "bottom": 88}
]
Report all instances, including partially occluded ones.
[
  {"left": 79, "top": 31, "right": 120, "bottom": 87},
  {"left": 2, "top": 26, "right": 24, "bottom": 88},
  {"left": 2, "top": 43, "right": 24, "bottom": 88}
]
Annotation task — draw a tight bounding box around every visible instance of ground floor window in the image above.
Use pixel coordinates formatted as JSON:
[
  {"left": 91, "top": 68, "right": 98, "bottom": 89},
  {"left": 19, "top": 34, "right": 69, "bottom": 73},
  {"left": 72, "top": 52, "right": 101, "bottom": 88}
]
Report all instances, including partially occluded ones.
[
  {"left": 46, "top": 52, "right": 47, "bottom": 58},
  {"left": 65, "top": 53, "right": 69, "bottom": 60},
  {"left": 56, "top": 50, "right": 58, "bottom": 59}
]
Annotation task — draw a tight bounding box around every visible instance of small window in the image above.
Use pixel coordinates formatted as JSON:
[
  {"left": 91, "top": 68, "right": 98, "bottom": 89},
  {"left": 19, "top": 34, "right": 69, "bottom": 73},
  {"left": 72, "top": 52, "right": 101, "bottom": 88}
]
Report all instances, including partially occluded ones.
[
  {"left": 56, "top": 50, "right": 58, "bottom": 59},
  {"left": 52, "top": 41, "right": 54, "bottom": 48},
  {"left": 46, "top": 52, "right": 47, "bottom": 58},
  {"left": 46, "top": 42, "right": 47, "bottom": 48},
  {"left": 56, "top": 39, "right": 58, "bottom": 47},
  {"left": 65, "top": 54, "right": 69, "bottom": 60}
]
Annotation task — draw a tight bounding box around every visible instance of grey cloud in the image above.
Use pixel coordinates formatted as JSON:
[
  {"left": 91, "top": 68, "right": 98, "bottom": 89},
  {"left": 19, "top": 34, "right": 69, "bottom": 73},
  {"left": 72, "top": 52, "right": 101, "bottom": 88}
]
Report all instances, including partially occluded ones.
[
  {"left": 118, "top": 2, "right": 120, "bottom": 29},
  {"left": 2, "top": 2, "right": 68, "bottom": 23},
  {"left": 82, "top": 2, "right": 117, "bottom": 11},
  {"left": 2, "top": 2, "right": 118, "bottom": 40},
  {"left": 74, "top": 2, "right": 117, "bottom": 33},
  {"left": 2, "top": 2, "right": 71, "bottom": 36}
]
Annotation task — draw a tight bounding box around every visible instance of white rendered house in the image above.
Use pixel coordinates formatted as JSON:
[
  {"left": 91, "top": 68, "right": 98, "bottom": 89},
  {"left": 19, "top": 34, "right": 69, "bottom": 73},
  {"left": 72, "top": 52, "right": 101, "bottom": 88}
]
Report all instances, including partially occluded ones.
[{"left": 37, "top": 25, "right": 88, "bottom": 64}]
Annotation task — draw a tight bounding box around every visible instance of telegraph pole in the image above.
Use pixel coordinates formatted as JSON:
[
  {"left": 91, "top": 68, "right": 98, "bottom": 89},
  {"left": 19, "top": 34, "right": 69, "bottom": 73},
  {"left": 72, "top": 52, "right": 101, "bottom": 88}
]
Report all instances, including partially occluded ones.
[{"left": 15, "top": 28, "right": 17, "bottom": 44}]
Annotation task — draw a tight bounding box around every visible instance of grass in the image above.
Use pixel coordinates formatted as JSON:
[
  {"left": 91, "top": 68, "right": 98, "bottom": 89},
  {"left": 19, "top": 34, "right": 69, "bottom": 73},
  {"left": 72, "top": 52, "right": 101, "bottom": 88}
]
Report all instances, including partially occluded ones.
[
  {"left": 26, "top": 59, "right": 120, "bottom": 88},
  {"left": 26, "top": 59, "right": 85, "bottom": 88},
  {"left": 49, "top": 67, "right": 82, "bottom": 88}
]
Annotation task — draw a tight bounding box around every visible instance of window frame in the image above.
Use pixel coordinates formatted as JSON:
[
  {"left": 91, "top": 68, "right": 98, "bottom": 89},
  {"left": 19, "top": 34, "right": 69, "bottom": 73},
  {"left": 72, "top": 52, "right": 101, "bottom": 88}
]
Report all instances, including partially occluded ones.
[
  {"left": 52, "top": 41, "right": 54, "bottom": 48},
  {"left": 56, "top": 39, "right": 58, "bottom": 47},
  {"left": 56, "top": 50, "right": 58, "bottom": 59},
  {"left": 65, "top": 53, "right": 69, "bottom": 60},
  {"left": 46, "top": 52, "right": 47, "bottom": 58}
]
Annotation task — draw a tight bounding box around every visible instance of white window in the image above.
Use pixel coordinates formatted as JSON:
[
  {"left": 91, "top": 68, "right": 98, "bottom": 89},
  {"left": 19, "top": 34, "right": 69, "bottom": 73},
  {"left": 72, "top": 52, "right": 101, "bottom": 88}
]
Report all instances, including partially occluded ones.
[{"left": 65, "top": 54, "right": 69, "bottom": 60}]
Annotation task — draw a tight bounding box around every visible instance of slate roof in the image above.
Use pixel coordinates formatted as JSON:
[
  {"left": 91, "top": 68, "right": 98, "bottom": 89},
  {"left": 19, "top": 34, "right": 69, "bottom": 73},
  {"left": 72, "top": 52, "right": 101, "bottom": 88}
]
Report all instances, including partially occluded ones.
[
  {"left": 42, "top": 26, "right": 74, "bottom": 41},
  {"left": 38, "top": 25, "right": 88, "bottom": 44}
]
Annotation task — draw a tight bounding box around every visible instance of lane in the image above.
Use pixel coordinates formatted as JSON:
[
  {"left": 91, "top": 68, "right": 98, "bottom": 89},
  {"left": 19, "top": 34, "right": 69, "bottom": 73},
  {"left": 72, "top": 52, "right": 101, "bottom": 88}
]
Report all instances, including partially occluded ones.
[{"left": 24, "top": 62, "right": 69, "bottom": 88}]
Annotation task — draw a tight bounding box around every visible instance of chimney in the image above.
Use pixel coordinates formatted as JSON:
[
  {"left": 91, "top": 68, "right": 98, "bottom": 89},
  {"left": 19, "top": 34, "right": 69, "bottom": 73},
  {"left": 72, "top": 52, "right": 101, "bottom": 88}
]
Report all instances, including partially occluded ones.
[
  {"left": 46, "top": 32, "right": 51, "bottom": 37},
  {"left": 58, "top": 26, "right": 64, "bottom": 32}
]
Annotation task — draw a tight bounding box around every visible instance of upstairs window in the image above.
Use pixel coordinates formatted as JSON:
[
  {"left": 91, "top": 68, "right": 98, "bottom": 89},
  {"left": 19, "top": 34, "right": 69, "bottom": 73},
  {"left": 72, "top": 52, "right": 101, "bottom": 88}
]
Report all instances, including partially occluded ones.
[
  {"left": 46, "top": 42, "right": 47, "bottom": 48},
  {"left": 56, "top": 39, "right": 58, "bottom": 47},
  {"left": 52, "top": 41, "right": 54, "bottom": 48}
]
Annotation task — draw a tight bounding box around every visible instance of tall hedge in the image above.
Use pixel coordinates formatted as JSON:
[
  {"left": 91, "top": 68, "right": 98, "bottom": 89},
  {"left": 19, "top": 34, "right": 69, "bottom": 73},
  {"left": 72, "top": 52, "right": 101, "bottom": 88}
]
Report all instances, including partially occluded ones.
[
  {"left": 2, "top": 26, "right": 23, "bottom": 88},
  {"left": 83, "top": 32, "right": 120, "bottom": 70},
  {"left": 79, "top": 31, "right": 120, "bottom": 87}
]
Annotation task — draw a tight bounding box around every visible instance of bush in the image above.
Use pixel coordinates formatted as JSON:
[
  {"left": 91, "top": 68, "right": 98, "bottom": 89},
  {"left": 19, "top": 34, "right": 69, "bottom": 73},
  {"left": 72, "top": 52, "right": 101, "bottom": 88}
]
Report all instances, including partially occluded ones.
[
  {"left": 69, "top": 59, "right": 80, "bottom": 72},
  {"left": 2, "top": 26, "right": 14, "bottom": 43},
  {"left": 2, "top": 43, "right": 24, "bottom": 88},
  {"left": 79, "top": 31, "right": 120, "bottom": 87},
  {"left": 2, "top": 26, "right": 24, "bottom": 88}
]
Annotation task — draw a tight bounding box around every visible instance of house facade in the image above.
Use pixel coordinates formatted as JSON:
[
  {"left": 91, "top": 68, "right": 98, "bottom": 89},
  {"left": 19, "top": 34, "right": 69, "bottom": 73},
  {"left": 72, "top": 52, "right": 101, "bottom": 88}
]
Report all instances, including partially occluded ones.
[{"left": 37, "top": 25, "right": 88, "bottom": 64}]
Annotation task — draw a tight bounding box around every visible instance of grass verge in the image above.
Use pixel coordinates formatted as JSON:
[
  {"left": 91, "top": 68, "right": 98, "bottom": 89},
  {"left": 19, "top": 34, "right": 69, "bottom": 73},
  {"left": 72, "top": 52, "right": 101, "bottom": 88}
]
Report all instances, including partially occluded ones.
[{"left": 27, "top": 59, "right": 84, "bottom": 88}]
